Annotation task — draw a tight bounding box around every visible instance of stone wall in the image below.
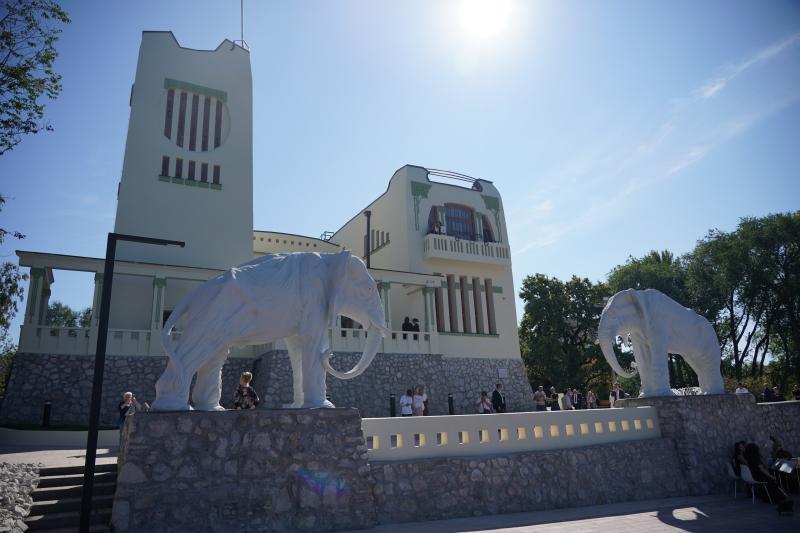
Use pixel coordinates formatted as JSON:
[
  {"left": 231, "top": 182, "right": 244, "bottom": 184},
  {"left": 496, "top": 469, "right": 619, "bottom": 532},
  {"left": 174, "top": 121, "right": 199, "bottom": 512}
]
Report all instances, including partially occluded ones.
[
  {"left": 617, "top": 395, "right": 800, "bottom": 495},
  {"left": 254, "top": 351, "right": 535, "bottom": 417},
  {"left": 371, "top": 438, "right": 686, "bottom": 524},
  {"left": 1, "top": 351, "right": 533, "bottom": 426},
  {"left": 0, "top": 353, "right": 253, "bottom": 427},
  {"left": 111, "top": 409, "right": 376, "bottom": 532},
  {"left": 0, "top": 462, "right": 39, "bottom": 533}
]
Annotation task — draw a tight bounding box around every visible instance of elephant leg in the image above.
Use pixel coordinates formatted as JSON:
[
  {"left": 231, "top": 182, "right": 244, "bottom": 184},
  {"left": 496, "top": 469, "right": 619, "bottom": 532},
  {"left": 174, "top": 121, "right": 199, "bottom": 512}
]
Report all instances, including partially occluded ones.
[
  {"left": 689, "top": 341, "right": 725, "bottom": 394},
  {"left": 192, "top": 347, "right": 229, "bottom": 411},
  {"left": 153, "top": 356, "right": 193, "bottom": 411},
  {"left": 643, "top": 342, "right": 673, "bottom": 397},
  {"left": 284, "top": 336, "right": 304, "bottom": 408},
  {"left": 300, "top": 335, "right": 334, "bottom": 408}
]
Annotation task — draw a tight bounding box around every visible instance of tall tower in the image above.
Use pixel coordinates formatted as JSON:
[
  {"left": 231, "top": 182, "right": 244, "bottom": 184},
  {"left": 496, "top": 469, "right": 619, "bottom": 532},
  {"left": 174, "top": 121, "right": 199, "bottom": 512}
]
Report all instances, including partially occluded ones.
[{"left": 114, "top": 32, "right": 253, "bottom": 269}]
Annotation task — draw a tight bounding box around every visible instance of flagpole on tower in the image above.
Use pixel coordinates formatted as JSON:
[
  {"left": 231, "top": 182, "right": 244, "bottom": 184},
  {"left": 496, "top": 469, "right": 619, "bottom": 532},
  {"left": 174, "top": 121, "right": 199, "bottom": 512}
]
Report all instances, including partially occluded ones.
[{"left": 234, "top": 0, "right": 249, "bottom": 50}]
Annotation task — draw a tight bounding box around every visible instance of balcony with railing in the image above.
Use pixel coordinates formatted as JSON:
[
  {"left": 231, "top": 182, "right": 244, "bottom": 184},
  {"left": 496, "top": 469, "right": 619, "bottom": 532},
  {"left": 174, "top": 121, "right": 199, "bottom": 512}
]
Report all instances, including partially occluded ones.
[{"left": 423, "top": 233, "right": 510, "bottom": 265}]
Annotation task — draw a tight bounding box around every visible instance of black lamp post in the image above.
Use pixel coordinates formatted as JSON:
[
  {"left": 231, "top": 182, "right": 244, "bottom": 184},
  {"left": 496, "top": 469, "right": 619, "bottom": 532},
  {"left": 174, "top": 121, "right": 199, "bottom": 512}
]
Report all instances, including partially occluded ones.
[
  {"left": 364, "top": 210, "right": 371, "bottom": 268},
  {"left": 79, "top": 233, "right": 184, "bottom": 532}
]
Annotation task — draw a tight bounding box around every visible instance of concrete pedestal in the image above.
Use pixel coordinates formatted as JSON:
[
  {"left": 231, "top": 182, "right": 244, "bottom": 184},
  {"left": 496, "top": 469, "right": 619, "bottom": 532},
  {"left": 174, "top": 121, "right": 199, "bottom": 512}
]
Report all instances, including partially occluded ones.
[
  {"left": 617, "top": 394, "right": 800, "bottom": 495},
  {"left": 111, "top": 408, "right": 376, "bottom": 532}
]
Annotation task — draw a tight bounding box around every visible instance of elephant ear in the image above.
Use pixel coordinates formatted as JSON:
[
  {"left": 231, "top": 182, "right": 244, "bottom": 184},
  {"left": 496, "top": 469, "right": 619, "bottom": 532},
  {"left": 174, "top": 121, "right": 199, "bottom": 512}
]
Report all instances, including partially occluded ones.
[
  {"left": 627, "top": 290, "right": 652, "bottom": 339},
  {"left": 327, "top": 250, "right": 352, "bottom": 328}
]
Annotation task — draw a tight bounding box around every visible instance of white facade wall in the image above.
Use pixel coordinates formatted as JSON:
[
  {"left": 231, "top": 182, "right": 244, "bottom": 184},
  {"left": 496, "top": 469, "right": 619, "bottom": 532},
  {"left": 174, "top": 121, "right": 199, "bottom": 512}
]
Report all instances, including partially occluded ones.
[{"left": 114, "top": 32, "right": 253, "bottom": 271}]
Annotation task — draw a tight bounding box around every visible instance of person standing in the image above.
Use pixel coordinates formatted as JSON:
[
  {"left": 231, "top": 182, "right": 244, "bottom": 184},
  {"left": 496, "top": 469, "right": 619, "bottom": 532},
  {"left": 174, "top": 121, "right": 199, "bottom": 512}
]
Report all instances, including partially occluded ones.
[
  {"left": 571, "top": 388, "right": 582, "bottom": 410},
  {"left": 117, "top": 391, "right": 142, "bottom": 427},
  {"left": 586, "top": 390, "right": 597, "bottom": 409},
  {"left": 562, "top": 388, "right": 574, "bottom": 410},
  {"left": 476, "top": 391, "right": 492, "bottom": 414},
  {"left": 609, "top": 382, "right": 626, "bottom": 407},
  {"left": 549, "top": 386, "right": 560, "bottom": 411},
  {"left": 399, "top": 389, "right": 413, "bottom": 416},
  {"left": 233, "top": 372, "right": 260, "bottom": 410},
  {"left": 532, "top": 385, "right": 547, "bottom": 412},
  {"left": 412, "top": 386, "right": 427, "bottom": 416},
  {"left": 492, "top": 383, "right": 506, "bottom": 413}
]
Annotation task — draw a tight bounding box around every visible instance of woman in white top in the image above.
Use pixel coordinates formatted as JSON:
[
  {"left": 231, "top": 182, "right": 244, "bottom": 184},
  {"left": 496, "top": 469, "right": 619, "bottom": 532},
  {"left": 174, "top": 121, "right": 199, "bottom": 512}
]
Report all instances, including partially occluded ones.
[
  {"left": 399, "top": 389, "right": 413, "bottom": 416},
  {"left": 412, "top": 386, "right": 427, "bottom": 416},
  {"left": 561, "top": 388, "right": 574, "bottom": 410},
  {"left": 476, "top": 391, "right": 492, "bottom": 414}
]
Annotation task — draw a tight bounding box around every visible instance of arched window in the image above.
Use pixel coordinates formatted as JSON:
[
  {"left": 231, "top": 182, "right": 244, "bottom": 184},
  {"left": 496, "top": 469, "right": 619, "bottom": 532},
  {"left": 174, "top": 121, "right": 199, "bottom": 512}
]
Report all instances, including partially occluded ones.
[
  {"left": 481, "top": 214, "right": 495, "bottom": 243},
  {"left": 444, "top": 204, "right": 476, "bottom": 241},
  {"left": 427, "top": 206, "right": 443, "bottom": 235}
]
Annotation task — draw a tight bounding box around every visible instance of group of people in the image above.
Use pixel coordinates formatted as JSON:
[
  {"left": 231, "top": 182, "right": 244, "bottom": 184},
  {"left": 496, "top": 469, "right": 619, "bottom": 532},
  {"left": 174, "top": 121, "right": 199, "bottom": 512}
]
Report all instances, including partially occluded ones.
[
  {"left": 732, "top": 436, "right": 796, "bottom": 512},
  {"left": 400, "top": 317, "right": 421, "bottom": 332},
  {"left": 399, "top": 386, "right": 429, "bottom": 416},
  {"left": 476, "top": 383, "right": 508, "bottom": 413},
  {"left": 733, "top": 383, "right": 800, "bottom": 402},
  {"left": 531, "top": 385, "right": 607, "bottom": 411},
  {"left": 117, "top": 371, "right": 260, "bottom": 427}
]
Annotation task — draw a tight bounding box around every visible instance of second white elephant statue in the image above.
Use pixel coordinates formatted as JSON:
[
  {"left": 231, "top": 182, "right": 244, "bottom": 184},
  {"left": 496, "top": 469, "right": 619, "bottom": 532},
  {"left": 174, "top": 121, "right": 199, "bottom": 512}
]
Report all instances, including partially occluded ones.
[
  {"left": 152, "top": 250, "right": 388, "bottom": 411},
  {"left": 598, "top": 289, "right": 725, "bottom": 397}
]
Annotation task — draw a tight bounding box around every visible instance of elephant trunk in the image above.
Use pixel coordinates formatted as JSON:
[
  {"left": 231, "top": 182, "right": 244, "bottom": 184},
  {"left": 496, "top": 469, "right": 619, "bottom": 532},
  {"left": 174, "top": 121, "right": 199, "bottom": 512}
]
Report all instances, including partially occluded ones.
[
  {"left": 599, "top": 329, "right": 638, "bottom": 379},
  {"left": 322, "top": 324, "right": 386, "bottom": 380}
]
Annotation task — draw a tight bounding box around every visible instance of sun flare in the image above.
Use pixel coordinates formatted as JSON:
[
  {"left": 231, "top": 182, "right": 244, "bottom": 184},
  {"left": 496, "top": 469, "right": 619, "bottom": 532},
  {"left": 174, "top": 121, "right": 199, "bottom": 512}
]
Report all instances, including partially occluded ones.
[{"left": 458, "top": 0, "right": 514, "bottom": 41}]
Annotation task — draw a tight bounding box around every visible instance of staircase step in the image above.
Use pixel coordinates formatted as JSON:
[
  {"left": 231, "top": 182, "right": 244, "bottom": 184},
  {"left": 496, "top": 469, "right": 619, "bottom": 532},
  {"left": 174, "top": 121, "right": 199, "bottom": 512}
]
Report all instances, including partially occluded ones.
[
  {"left": 25, "top": 509, "right": 110, "bottom": 531},
  {"left": 38, "top": 463, "right": 117, "bottom": 477},
  {"left": 32, "top": 481, "right": 116, "bottom": 501},
  {"left": 30, "top": 495, "right": 113, "bottom": 516},
  {"left": 37, "top": 471, "right": 116, "bottom": 488}
]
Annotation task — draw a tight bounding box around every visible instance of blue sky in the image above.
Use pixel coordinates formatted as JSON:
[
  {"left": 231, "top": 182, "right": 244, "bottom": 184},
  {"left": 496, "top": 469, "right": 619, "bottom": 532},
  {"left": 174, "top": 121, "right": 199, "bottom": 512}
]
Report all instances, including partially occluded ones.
[{"left": 1, "top": 0, "right": 799, "bottom": 342}]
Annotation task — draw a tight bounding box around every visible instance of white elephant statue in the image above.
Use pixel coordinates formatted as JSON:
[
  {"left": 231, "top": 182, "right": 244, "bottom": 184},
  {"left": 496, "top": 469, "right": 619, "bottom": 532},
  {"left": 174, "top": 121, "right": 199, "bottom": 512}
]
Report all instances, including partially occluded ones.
[
  {"left": 152, "top": 250, "right": 388, "bottom": 411},
  {"left": 598, "top": 289, "right": 724, "bottom": 397}
]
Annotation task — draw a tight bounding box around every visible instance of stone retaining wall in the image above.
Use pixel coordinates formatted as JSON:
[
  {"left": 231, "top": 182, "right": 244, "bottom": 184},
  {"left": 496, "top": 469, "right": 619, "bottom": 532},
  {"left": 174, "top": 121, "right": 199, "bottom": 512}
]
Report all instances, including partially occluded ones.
[
  {"left": 112, "top": 409, "right": 376, "bottom": 532},
  {"left": 0, "top": 353, "right": 252, "bottom": 427},
  {"left": 255, "top": 351, "right": 535, "bottom": 416},
  {"left": 1, "top": 351, "right": 534, "bottom": 425},
  {"left": 371, "top": 438, "right": 686, "bottom": 524},
  {"left": 616, "top": 395, "right": 800, "bottom": 495},
  {"left": 0, "top": 462, "right": 39, "bottom": 533}
]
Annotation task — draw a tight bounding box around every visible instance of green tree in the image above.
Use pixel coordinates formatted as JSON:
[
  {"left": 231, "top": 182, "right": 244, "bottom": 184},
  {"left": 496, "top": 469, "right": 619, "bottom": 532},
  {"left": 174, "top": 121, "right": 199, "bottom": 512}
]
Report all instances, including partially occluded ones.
[
  {"left": 0, "top": 0, "right": 70, "bottom": 155},
  {"left": 45, "top": 300, "right": 90, "bottom": 327},
  {"left": 1, "top": 196, "right": 26, "bottom": 337},
  {"left": 519, "top": 274, "right": 611, "bottom": 394}
]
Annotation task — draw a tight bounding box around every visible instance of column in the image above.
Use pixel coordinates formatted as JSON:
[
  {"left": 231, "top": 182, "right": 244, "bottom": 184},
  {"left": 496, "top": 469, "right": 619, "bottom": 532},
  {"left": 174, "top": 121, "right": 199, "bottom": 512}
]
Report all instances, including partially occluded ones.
[
  {"left": 422, "top": 287, "right": 436, "bottom": 332},
  {"left": 459, "top": 275, "right": 472, "bottom": 333},
  {"left": 446, "top": 274, "right": 459, "bottom": 332},
  {"left": 148, "top": 278, "right": 167, "bottom": 355},
  {"left": 87, "top": 272, "right": 104, "bottom": 353},
  {"left": 434, "top": 287, "right": 445, "bottom": 333},
  {"left": 473, "top": 276, "right": 485, "bottom": 334},
  {"left": 484, "top": 278, "right": 497, "bottom": 335},
  {"left": 23, "top": 268, "right": 46, "bottom": 325},
  {"left": 377, "top": 281, "right": 392, "bottom": 328}
]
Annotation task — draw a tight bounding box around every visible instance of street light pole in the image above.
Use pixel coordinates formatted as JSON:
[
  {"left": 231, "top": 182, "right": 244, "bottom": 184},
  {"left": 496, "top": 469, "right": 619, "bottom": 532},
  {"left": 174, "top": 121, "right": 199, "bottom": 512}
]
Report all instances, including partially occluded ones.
[{"left": 79, "top": 233, "right": 184, "bottom": 532}]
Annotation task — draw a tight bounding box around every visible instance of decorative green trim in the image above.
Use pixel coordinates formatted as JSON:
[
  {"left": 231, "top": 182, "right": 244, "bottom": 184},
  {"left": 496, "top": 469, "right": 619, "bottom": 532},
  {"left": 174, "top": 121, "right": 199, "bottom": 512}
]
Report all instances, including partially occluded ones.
[
  {"left": 481, "top": 195, "right": 502, "bottom": 243},
  {"left": 164, "top": 78, "right": 227, "bottom": 102},
  {"left": 185, "top": 179, "right": 197, "bottom": 187},
  {"left": 211, "top": 183, "right": 222, "bottom": 190},
  {"left": 153, "top": 278, "right": 167, "bottom": 288},
  {"left": 198, "top": 182, "right": 210, "bottom": 188},
  {"left": 439, "top": 331, "right": 500, "bottom": 338},
  {"left": 158, "top": 175, "right": 170, "bottom": 182},
  {"left": 171, "top": 177, "right": 184, "bottom": 184},
  {"left": 29, "top": 267, "right": 46, "bottom": 279},
  {"left": 410, "top": 181, "right": 432, "bottom": 231},
  {"left": 94, "top": 273, "right": 104, "bottom": 282}
]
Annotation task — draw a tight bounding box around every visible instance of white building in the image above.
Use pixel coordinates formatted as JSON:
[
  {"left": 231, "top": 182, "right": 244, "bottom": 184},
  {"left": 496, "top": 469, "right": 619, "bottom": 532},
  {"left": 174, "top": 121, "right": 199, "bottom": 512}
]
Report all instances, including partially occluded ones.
[{"left": 4, "top": 32, "right": 532, "bottom": 424}]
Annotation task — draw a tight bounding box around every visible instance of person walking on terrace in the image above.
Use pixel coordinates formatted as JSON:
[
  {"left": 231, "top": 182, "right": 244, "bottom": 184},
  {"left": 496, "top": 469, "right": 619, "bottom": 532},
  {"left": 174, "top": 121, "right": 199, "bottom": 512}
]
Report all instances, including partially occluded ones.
[
  {"left": 533, "top": 385, "right": 547, "bottom": 412},
  {"left": 548, "top": 386, "right": 561, "bottom": 411},
  {"left": 233, "top": 372, "right": 260, "bottom": 410},
  {"left": 413, "top": 386, "right": 427, "bottom": 416},
  {"left": 492, "top": 383, "right": 506, "bottom": 413}
]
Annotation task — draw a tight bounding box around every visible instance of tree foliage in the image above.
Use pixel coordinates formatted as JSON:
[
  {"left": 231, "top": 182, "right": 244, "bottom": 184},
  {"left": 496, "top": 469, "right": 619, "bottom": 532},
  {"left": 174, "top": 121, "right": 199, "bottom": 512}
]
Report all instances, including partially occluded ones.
[
  {"left": 46, "top": 300, "right": 90, "bottom": 328},
  {"left": 0, "top": 0, "right": 70, "bottom": 155},
  {"left": 1, "top": 195, "right": 26, "bottom": 337},
  {"left": 519, "top": 274, "right": 612, "bottom": 395}
]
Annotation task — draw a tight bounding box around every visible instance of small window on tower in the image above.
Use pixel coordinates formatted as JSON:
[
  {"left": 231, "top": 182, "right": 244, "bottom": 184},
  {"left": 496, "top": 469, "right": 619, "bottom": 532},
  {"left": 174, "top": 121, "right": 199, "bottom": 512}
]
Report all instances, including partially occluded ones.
[
  {"left": 175, "top": 158, "right": 183, "bottom": 179},
  {"left": 201, "top": 163, "right": 208, "bottom": 182},
  {"left": 161, "top": 156, "right": 170, "bottom": 177},
  {"left": 188, "top": 161, "right": 196, "bottom": 180},
  {"left": 213, "top": 165, "right": 221, "bottom": 184}
]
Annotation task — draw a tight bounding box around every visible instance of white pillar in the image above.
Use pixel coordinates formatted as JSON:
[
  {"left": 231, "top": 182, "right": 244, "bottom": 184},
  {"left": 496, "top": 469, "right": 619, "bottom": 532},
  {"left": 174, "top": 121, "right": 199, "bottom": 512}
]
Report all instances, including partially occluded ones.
[
  {"left": 88, "top": 272, "right": 104, "bottom": 354},
  {"left": 23, "top": 268, "right": 46, "bottom": 325},
  {"left": 378, "top": 281, "right": 392, "bottom": 328},
  {"left": 148, "top": 277, "right": 167, "bottom": 355}
]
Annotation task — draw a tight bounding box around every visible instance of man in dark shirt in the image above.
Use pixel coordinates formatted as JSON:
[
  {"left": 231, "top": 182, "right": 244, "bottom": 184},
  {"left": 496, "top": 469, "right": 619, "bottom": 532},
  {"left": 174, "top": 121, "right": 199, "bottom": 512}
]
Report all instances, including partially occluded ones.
[
  {"left": 491, "top": 383, "right": 506, "bottom": 413},
  {"left": 401, "top": 317, "right": 412, "bottom": 331}
]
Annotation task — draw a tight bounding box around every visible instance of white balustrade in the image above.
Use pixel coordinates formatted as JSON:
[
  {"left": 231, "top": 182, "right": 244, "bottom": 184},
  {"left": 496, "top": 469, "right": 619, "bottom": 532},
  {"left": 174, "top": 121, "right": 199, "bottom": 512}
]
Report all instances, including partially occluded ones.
[
  {"left": 107, "top": 329, "right": 151, "bottom": 355},
  {"left": 361, "top": 406, "right": 661, "bottom": 461},
  {"left": 24, "top": 326, "right": 91, "bottom": 355},
  {"left": 330, "top": 327, "right": 433, "bottom": 354},
  {"left": 423, "top": 233, "right": 511, "bottom": 265}
]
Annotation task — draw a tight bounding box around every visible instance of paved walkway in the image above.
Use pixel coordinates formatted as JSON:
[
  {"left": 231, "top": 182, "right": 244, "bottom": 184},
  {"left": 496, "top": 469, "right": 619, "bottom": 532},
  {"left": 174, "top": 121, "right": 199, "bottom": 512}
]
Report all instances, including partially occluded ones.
[{"left": 350, "top": 495, "right": 799, "bottom": 532}]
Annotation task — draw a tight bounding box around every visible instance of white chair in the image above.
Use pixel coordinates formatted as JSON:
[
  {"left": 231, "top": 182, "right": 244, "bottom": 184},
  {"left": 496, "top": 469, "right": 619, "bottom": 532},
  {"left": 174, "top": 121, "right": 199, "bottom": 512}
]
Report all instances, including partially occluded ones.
[
  {"left": 739, "top": 464, "right": 773, "bottom": 504},
  {"left": 724, "top": 461, "right": 742, "bottom": 499}
]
